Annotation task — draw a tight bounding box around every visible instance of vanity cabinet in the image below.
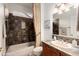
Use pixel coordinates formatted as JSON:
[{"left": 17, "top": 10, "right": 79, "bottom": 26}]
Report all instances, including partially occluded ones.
[{"left": 42, "top": 42, "right": 70, "bottom": 56}]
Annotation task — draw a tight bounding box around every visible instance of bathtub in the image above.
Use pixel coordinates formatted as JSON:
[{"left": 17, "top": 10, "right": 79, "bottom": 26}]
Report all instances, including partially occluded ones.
[{"left": 6, "top": 41, "right": 35, "bottom": 56}]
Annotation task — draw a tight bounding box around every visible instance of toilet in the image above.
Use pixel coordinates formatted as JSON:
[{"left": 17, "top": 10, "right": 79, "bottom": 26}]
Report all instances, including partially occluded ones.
[{"left": 33, "top": 46, "right": 43, "bottom": 56}]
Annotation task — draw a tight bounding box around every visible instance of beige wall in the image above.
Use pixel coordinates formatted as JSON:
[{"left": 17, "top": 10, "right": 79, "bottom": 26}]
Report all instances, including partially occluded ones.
[
  {"left": 33, "top": 3, "right": 41, "bottom": 47},
  {"left": 0, "top": 4, "right": 6, "bottom": 56}
]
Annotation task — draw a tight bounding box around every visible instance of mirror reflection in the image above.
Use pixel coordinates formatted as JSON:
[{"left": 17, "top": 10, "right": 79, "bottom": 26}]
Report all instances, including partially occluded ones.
[{"left": 53, "top": 3, "right": 79, "bottom": 38}]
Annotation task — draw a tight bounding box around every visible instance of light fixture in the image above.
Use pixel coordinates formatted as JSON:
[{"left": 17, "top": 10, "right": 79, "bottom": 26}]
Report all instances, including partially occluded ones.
[
  {"left": 58, "top": 10, "right": 63, "bottom": 14},
  {"left": 73, "top": 3, "right": 78, "bottom": 8},
  {"left": 53, "top": 8, "right": 58, "bottom": 14},
  {"left": 65, "top": 8, "right": 70, "bottom": 12},
  {"left": 59, "top": 4, "right": 66, "bottom": 10},
  {"left": 53, "top": 3, "right": 76, "bottom": 14}
]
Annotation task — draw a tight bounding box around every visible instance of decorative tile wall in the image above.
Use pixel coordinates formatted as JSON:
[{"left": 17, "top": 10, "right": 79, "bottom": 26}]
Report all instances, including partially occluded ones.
[{"left": 6, "top": 13, "right": 36, "bottom": 46}]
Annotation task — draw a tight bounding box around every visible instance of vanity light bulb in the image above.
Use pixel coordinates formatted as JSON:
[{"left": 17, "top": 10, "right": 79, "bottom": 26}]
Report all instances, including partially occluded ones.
[
  {"left": 58, "top": 10, "right": 62, "bottom": 14},
  {"left": 70, "top": 3, "right": 78, "bottom": 8},
  {"left": 56, "top": 3, "right": 61, "bottom": 6},
  {"left": 74, "top": 4, "right": 78, "bottom": 8},
  {"left": 53, "top": 8, "right": 58, "bottom": 14},
  {"left": 59, "top": 4, "right": 65, "bottom": 10},
  {"left": 65, "top": 8, "right": 70, "bottom": 12}
]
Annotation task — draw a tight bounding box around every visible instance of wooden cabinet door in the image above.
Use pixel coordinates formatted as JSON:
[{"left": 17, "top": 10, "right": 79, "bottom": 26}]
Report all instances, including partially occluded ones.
[
  {"left": 42, "top": 42, "right": 60, "bottom": 56},
  {"left": 60, "top": 51, "right": 70, "bottom": 56},
  {"left": 42, "top": 42, "right": 49, "bottom": 56},
  {"left": 42, "top": 42, "right": 70, "bottom": 56},
  {"left": 46, "top": 44, "right": 60, "bottom": 56}
]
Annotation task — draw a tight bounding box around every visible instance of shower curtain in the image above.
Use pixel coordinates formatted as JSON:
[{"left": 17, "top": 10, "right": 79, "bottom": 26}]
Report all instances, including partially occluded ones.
[{"left": 33, "top": 3, "right": 41, "bottom": 47}]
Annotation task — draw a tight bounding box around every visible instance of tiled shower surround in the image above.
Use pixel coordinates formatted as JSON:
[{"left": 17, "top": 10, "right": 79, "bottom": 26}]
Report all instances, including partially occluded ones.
[{"left": 6, "top": 13, "right": 36, "bottom": 47}]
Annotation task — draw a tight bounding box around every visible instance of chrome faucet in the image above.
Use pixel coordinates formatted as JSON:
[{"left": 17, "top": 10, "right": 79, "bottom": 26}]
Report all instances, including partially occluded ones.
[{"left": 54, "top": 35, "right": 57, "bottom": 41}]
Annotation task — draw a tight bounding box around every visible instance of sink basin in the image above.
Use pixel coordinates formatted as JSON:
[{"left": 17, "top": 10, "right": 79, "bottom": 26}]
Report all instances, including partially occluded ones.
[
  {"left": 51, "top": 40, "right": 72, "bottom": 48},
  {"left": 72, "top": 45, "right": 79, "bottom": 48}
]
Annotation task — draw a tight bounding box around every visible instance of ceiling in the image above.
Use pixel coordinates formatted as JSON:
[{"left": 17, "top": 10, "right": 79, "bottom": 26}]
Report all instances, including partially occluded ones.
[
  {"left": 5, "top": 3, "right": 33, "bottom": 10},
  {"left": 5, "top": 3, "right": 33, "bottom": 18}
]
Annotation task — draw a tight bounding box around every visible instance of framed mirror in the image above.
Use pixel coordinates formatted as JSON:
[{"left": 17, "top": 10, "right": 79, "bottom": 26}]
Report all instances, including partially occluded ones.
[{"left": 53, "top": 3, "right": 79, "bottom": 38}]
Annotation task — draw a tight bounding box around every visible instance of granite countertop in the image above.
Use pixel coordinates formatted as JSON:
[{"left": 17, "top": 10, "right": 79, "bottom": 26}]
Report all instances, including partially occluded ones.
[{"left": 42, "top": 40, "right": 79, "bottom": 56}]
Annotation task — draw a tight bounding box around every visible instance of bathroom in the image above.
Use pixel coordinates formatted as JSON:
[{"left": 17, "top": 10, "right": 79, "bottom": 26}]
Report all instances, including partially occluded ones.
[{"left": 1, "top": 3, "right": 79, "bottom": 56}]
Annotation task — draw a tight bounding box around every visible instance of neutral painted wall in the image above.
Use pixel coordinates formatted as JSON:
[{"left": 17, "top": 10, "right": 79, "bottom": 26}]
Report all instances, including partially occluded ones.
[
  {"left": 41, "top": 3, "right": 44, "bottom": 41},
  {"left": 41, "top": 3, "right": 55, "bottom": 41},
  {"left": 0, "top": 4, "right": 5, "bottom": 55},
  {"left": 0, "top": 4, "right": 4, "bottom": 48}
]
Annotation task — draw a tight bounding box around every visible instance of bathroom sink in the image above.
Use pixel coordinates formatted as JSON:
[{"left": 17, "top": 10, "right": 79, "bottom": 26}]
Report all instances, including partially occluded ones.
[
  {"left": 72, "top": 45, "right": 79, "bottom": 48},
  {"left": 51, "top": 40, "right": 72, "bottom": 48}
]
